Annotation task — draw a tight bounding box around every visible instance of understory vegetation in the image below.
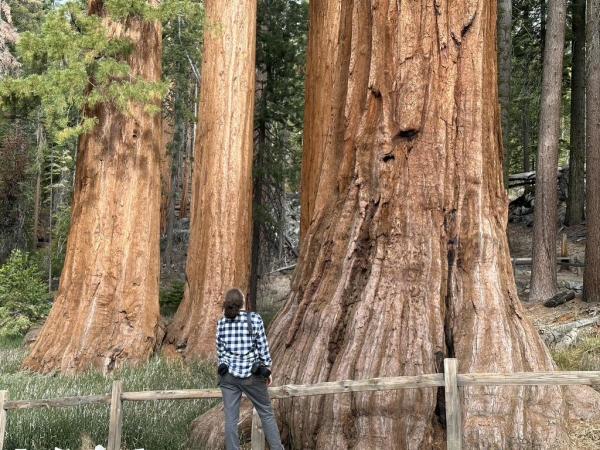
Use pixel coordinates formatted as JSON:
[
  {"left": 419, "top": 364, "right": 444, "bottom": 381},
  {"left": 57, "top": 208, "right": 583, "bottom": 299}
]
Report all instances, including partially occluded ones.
[{"left": 0, "top": 339, "right": 218, "bottom": 450}]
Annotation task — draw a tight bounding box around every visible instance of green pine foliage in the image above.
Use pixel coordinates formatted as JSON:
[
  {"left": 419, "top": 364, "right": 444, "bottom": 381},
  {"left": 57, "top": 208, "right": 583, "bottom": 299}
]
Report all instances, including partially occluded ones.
[
  {"left": 0, "top": 249, "right": 50, "bottom": 338},
  {"left": 0, "top": 0, "right": 168, "bottom": 144}
]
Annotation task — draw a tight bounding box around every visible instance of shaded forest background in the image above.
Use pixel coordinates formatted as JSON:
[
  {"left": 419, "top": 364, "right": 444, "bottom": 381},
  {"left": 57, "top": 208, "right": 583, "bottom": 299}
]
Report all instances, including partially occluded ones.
[{"left": 0, "top": 0, "right": 592, "bottom": 332}]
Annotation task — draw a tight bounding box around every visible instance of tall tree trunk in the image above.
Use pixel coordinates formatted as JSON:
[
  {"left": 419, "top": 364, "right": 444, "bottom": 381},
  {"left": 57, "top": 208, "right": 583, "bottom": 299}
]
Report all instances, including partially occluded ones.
[
  {"left": 529, "top": 0, "right": 567, "bottom": 302},
  {"left": 584, "top": 0, "right": 600, "bottom": 302},
  {"left": 566, "top": 0, "right": 586, "bottom": 225},
  {"left": 522, "top": 102, "right": 532, "bottom": 172},
  {"left": 23, "top": 0, "right": 162, "bottom": 374},
  {"left": 298, "top": 1, "right": 353, "bottom": 241},
  {"left": 163, "top": 120, "right": 185, "bottom": 271},
  {"left": 164, "top": 0, "right": 257, "bottom": 358},
  {"left": 160, "top": 119, "right": 174, "bottom": 236},
  {"left": 498, "top": 0, "right": 513, "bottom": 180},
  {"left": 191, "top": 0, "right": 599, "bottom": 448},
  {"left": 32, "top": 119, "right": 45, "bottom": 249}
]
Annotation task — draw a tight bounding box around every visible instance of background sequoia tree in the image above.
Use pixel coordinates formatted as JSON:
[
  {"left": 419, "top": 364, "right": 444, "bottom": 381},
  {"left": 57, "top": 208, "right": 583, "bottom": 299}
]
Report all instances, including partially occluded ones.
[
  {"left": 192, "top": 0, "right": 600, "bottom": 448},
  {"left": 164, "top": 0, "right": 257, "bottom": 358},
  {"left": 23, "top": 0, "right": 163, "bottom": 373}
]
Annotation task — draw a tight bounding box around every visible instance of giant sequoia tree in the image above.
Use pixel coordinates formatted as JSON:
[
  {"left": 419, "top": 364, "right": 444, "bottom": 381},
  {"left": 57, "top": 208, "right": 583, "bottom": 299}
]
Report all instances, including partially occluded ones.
[
  {"left": 23, "top": 0, "right": 163, "bottom": 373},
  {"left": 191, "top": 0, "right": 600, "bottom": 448},
  {"left": 164, "top": 0, "right": 257, "bottom": 358}
]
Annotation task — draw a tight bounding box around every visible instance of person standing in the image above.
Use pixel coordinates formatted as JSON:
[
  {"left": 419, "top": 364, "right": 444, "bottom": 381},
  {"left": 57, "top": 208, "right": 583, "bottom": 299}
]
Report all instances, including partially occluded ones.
[{"left": 216, "top": 287, "right": 284, "bottom": 450}]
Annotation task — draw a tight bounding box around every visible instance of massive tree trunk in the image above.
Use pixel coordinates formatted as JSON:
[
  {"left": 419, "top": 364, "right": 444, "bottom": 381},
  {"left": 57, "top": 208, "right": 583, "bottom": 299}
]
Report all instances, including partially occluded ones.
[
  {"left": 529, "top": 0, "right": 567, "bottom": 302},
  {"left": 164, "top": 0, "right": 257, "bottom": 358},
  {"left": 498, "top": 0, "right": 513, "bottom": 180},
  {"left": 191, "top": 1, "right": 600, "bottom": 448},
  {"left": 23, "top": 0, "right": 162, "bottom": 374},
  {"left": 584, "top": 0, "right": 600, "bottom": 302},
  {"left": 566, "top": 0, "right": 586, "bottom": 225}
]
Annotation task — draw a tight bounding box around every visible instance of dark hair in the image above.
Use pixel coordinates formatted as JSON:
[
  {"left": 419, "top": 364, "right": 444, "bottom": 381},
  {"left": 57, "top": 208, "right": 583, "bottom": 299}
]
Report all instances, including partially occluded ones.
[{"left": 223, "top": 288, "right": 244, "bottom": 319}]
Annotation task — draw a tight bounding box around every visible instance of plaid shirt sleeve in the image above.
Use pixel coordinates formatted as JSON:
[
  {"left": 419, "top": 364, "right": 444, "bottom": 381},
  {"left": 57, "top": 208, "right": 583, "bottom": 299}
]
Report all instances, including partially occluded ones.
[
  {"left": 216, "top": 319, "right": 226, "bottom": 365},
  {"left": 255, "top": 315, "right": 272, "bottom": 368}
]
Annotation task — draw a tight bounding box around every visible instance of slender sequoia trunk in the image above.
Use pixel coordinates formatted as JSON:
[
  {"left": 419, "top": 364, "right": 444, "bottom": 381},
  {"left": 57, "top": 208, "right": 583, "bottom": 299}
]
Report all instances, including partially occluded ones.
[
  {"left": 191, "top": 1, "right": 599, "bottom": 448},
  {"left": 566, "top": 0, "right": 586, "bottom": 225},
  {"left": 529, "top": 0, "right": 567, "bottom": 302},
  {"left": 164, "top": 0, "right": 257, "bottom": 358},
  {"left": 23, "top": 0, "right": 162, "bottom": 373},
  {"left": 584, "top": 0, "right": 600, "bottom": 302},
  {"left": 498, "top": 0, "right": 513, "bottom": 180}
]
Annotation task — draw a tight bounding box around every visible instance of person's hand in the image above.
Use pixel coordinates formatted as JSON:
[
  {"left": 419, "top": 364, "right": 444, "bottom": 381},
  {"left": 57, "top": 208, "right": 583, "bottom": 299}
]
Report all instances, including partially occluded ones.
[
  {"left": 266, "top": 375, "right": 273, "bottom": 386},
  {"left": 218, "top": 363, "right": 228, "bottom": 376}
]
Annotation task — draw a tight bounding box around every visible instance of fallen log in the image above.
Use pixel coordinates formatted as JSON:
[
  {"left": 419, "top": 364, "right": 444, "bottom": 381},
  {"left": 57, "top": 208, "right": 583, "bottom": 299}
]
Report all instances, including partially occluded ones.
[
  {"left": 539, "top": 316, "right": 600, "bottom": 348},
  {"left": 544, "top": 291, "right": 576, "bottom": 308}
]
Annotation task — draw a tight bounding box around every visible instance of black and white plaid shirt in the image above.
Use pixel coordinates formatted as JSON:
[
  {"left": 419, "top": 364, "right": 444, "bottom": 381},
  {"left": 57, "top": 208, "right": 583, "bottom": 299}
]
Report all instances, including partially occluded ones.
[{"left": 216, "top": 311, "right": 272, "bottom": 378}]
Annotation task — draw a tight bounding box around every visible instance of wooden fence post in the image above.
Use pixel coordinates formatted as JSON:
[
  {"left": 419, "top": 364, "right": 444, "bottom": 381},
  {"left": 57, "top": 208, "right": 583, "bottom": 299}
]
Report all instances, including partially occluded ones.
[
  {"left": 107, "top": 381, "right": 124, "bottom": 450},
  {"left": 250, "top": 407, "right": 265, "bottom": 450},
  {"left": 0, "top": 390, "right": 7, "bottom": 450},
  {"left": 444, "top": 359, "right": 462, "bottom": 450}
]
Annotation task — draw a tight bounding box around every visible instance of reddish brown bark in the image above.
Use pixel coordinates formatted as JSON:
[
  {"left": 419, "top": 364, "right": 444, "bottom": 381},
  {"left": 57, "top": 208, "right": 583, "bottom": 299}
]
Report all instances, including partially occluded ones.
[
  {"left": 164, "top": 0, "right": 257, "bottom": 359},
  {"left": 191, "top": 0, "right": 600, "bottom": 448},
  {"left": 529, "top": 0, "right": 567, "bottom": 301},
  {"left": 23, "top": 1, "right": 162, "bottom": 374}
]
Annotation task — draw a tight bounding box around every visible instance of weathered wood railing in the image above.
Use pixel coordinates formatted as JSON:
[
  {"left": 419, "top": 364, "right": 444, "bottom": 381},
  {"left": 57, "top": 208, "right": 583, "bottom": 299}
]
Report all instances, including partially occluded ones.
[{"left": 1, "top": 359, "right": 600, "bottom": 450}]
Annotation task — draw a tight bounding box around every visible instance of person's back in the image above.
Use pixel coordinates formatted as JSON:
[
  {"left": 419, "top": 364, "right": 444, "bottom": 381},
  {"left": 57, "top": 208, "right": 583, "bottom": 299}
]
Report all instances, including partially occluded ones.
[{"left": 216, "top": 288, "right": 283, "bottom": 450}]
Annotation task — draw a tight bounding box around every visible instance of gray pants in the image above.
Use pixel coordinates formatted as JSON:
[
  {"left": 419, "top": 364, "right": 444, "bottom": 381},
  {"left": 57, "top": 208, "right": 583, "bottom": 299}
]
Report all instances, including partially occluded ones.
[{"left": 220, "top": 373, "right": 284, "bottom": 450}]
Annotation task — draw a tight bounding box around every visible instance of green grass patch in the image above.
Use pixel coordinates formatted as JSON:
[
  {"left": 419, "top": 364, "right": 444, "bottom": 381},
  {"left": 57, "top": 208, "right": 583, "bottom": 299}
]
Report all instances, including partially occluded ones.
[
  {"left": 0, "top": 342, "right": 219, "bottom": 450},
  {"left": 552, "top": 336, "right": 600, "bottom": 372}
]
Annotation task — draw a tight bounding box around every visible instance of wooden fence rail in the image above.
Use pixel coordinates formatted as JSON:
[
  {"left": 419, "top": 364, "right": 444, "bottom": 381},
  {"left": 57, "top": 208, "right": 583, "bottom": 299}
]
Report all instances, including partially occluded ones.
[{"left": 1, "top": 359, "right": 600, "bottom": 450}]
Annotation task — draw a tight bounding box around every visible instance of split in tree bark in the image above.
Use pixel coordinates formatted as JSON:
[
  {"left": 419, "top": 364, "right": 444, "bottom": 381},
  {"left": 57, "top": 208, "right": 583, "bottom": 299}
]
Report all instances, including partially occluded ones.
[
  {"left": 164, "top": 0, "right": 257, "bottom": 358},
  {"left": 23, "top": 0, "right": 163, "bottom": 374},
  {"left": 530, "top": 0, "right": 567, "bottom": 302},
  {"left": 190, "top": 0, "right": 600, "bottom": 448}
]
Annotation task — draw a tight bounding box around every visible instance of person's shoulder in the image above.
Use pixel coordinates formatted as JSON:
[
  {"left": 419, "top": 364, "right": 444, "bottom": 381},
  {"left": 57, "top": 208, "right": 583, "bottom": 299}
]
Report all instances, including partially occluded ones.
[{"left": 249, "top": 311, "right": 264, "bottom": 324}]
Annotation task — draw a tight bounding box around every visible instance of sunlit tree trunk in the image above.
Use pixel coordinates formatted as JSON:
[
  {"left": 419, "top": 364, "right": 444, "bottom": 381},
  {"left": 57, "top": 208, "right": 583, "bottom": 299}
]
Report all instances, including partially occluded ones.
[
  {"left": 530, "top": 0, "right": 567, "bottom": 302},
  {"left": 566, "top": 0, "right": 586, "bottom": 225},
  {"left": 23, "top": 0, "right": 162, "bottom": 374},
  {"left": 584, "top": 0, "right": 600, "bottom": 302},
  {"left": 164, "top": 0, "right": 257, "bottom": 358},
  {"left": 190, "top": 0, "right": 599, "bottom": 448}
]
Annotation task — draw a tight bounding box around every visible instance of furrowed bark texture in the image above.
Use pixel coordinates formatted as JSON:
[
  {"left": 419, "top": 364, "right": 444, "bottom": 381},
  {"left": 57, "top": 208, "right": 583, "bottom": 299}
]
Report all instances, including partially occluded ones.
[
  {"left": 584, "top": 0, "right": 600, "bottom": 302},
  {"left": 164, "top": 0, "right": 257, "bottom": 358},
  {"left": 23, "top": 1, "right": 162, "bottom": 374},
  {"left": 566, "top": 0, "right": 586, "bottom": 226},
  {"left": 190, "top": 1, "right": 600, "bottom": 449},
  {"left": 530, "top": 0, "right": 567, "bottom": 302}
]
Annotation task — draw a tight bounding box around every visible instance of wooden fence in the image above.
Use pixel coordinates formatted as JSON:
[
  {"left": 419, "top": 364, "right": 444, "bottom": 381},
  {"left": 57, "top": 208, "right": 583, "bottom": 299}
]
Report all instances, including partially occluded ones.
[{"left": 1, "top": 359, "right": 600, "bottom": 450}]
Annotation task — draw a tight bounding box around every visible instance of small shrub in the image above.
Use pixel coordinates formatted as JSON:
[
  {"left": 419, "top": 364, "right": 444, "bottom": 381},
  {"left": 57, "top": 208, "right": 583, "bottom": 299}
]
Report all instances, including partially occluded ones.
[
  {"left": 0, "top": 249, "right": 50, "bottom": 337},
  {"left": 160, "top": 280, "right": 185, "bottom": 316}
]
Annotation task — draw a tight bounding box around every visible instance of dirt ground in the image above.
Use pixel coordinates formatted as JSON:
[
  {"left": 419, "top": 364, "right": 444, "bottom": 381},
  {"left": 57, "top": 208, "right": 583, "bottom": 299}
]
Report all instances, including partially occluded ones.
[{"left": 508, "top": 222, "right": 600, "bottom": 329}]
